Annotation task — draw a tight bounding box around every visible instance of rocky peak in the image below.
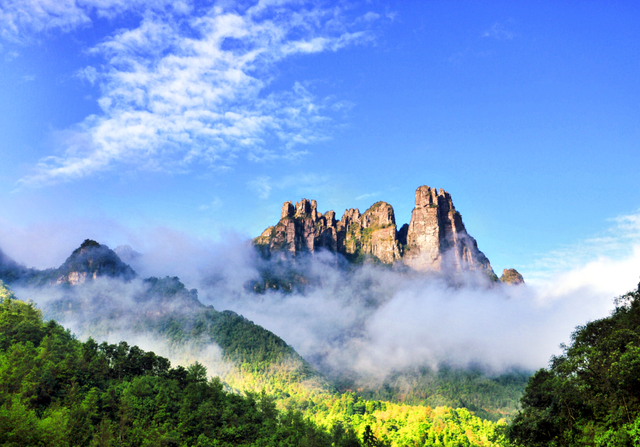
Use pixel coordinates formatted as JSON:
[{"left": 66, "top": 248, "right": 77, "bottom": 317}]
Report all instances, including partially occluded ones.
[
  {"left": 56, "top": 239, "right": 137, "bottom": 285},
  {"left": 281, "top": 201, "right": 294, "bottom": 219},
  {"left": 360, "top": 202, "right": 396, "bottom": 228},
  {"left": 324, "top": 210, "right": 337, "bottom": 225},
  {"left": 414, "top": 185, "right": 440, "bottom": 208},
  {"left": 404, "top": 186, "right": 491, "bottom": 273},
  {"left": 254, "top": 185, "right": 516, "bottom": 279},
  {"left": 340, "top": 208, "right": 361, "bottom": 226},
  {"left": 295, "top": 199, "right": 311, "bottom": 218},
  {"left": 500, "top": 268, "right": 525, "bottom": 285}
]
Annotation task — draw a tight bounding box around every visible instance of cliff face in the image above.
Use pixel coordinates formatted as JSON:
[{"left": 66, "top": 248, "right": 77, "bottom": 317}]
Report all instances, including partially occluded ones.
[
  {"left": 403, "top": 186, "right": 493, "bottom": 273},
  {"left": 255, "top": 199, "right": 402, "bottom": 264},
  {"left": 255, "top": 185, "right": 497, "bottom": 275}
]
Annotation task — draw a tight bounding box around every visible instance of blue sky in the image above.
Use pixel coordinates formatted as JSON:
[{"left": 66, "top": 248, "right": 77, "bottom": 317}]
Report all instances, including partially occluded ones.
[{"left": 1, "top": 0, "right": 639, "bottom": 283}]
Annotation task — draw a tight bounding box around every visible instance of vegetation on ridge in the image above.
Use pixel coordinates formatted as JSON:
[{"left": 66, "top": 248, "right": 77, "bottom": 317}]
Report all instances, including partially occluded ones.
[
  {"left": 0, "top": 294, "right": 346, "bottom": 446},
  {"left": 0, "top": 279, "right": 510, "bottom": 446},
  {"left": 508, "top": 282, "right": 640, "bottom": 446}
]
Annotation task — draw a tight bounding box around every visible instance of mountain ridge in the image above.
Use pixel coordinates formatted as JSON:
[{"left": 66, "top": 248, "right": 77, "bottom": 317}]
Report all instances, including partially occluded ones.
[{"left": 255, "top": 185, "right": 522, "bottom": 282}]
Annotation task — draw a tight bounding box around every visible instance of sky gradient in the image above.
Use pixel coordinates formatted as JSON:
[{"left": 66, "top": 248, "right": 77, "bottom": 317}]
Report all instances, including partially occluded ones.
[{"left": 1, "top": 0, "right": 639, "bottom": 284}]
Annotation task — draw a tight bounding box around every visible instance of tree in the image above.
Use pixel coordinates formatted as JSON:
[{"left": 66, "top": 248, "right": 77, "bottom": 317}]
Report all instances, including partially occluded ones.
[
  {"left": 509, "top": 282, "right": 640, "bottom": 446},
  {"left": 362, "top": 425, "right": 377, "bottom": 447}
]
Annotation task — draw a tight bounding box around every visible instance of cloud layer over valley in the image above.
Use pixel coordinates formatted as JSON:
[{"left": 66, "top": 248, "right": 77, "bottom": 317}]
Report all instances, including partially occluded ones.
[{"left": 5, "top": 210, "right": 640, "bottom": 385}]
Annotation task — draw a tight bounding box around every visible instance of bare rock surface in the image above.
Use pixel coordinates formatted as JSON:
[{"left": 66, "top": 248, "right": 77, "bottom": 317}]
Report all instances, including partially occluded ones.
[
  {"left": 500, "top": 268, "right": 525, "bottom": 285},
  {"left": 254, "top": 185, "right": 509, "bottom": 277}
]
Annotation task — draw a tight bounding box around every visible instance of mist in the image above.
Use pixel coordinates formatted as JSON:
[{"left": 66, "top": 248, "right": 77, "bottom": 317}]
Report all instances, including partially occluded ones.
[
  {"left": 13, "top": 276, "right": 236, "bottom": 379},
  {"left": 4, "top": 221, "right": 640, "bottom": 385},
  {"left": 198, "top": 246, "right": 639, "bottom": 380}
]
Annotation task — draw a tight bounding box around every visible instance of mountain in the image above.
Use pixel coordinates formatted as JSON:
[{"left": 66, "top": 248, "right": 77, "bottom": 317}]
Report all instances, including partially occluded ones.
[
  {"left": 0, "top": 239, "right": 316, "bottom": 385},
  {"left": 0, "top": 294, "right": 510, "bottom": 446},
  {"left": 0, "top": 247, "right": 36, "bottom": 284},
  {"left": 1, "top": 235, "right": 527, "bottom": 444},
  {"left": 499, "top": 268, "right": 525, "bottom": 285},
  {"left": 254, "top": 185, "right": 510, "bottom": 280},
  {"left": 7, "top": 240, "right": 327, "bottom": 403},
  {"left": 1, "top": 239, "right": 137, "bottom": 287},
  {"left": 29, "top": 241, "right": 318, "bottom": 378},
  {"left": 55, "top": 239, "right": 137, "bottom": 285}
]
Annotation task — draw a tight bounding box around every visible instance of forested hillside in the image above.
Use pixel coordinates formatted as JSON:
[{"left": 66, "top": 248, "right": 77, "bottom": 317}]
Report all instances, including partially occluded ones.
[
  {"left": 0, "top": 288, "right": 343, "bottom": 446},
  {"left": 508, "top": 282, "right": 640, "bottom": 446},
  {"left": 344, "top": 366, "right": 528, "bottom": 422},
  {"left": 0, "top": 280, "right": 509, "bottom": 446}
]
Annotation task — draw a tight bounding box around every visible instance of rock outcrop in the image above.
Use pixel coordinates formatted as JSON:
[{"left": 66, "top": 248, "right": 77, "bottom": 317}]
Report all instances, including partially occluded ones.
[
  {"left": 499, "top": 268, "right": 525, "bottom": 285},
  {"left": 55, "top": 239, "right": 137, "bottom": 285},
  {"left": 255, "top": 199, "right": 402, "bottom": 264},
  {"left": 403, "top": 186, "right": 493, "bottom": 273},
  {"left": 254, "top": 185, "right": 501, "bottom": 276}
]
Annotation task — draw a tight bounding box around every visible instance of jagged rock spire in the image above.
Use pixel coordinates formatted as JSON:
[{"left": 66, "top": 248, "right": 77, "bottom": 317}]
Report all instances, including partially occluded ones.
[{"left": 253, "top": 185, "right": 499, "bottom": 276}]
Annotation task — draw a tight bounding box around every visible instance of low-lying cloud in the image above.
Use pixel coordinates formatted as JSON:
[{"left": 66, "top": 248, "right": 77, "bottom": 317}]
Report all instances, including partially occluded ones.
[
  {"left": 14, "top": 275, "right": 236, "bottom": 378},
  {"left": 4, "top": 212, "right": 640, "bottom": 384},
  {"left": 200, "top": 249, "right": 638, "bottom": 379}
]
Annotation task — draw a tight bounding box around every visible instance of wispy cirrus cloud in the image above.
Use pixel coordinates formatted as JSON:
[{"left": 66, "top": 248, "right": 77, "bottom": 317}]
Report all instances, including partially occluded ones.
[
  {"left": 355, "top": 191, "right": 380, "bottom": 201},
  {"left": 0, "top": 0, "right": 186, "bottom": 42},
  {"left": 13, "top": 1, "right": 378, "bottom": 187}
]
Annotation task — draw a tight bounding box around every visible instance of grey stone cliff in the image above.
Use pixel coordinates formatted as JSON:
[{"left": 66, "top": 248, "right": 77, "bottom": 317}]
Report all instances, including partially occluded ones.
[{"left": 254, "top": 185, "right": 499, "bottom": 275}]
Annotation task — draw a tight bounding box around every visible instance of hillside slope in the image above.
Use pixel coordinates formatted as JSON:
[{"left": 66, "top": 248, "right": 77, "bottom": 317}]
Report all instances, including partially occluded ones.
[{"left": 509, "top": 282, "right": 640, "bottom": 446}]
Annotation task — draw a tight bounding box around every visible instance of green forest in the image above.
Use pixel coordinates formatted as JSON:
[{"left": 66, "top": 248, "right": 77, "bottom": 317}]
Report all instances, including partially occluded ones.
[
  {"left": 0, "top": 279, "right": 507, "bottom": 446},
  {"left": 4, "top": 240, "right": 640, "bottom": 447},
  {"left": 507, "top": 282, "right": 640, "bottom": 446}
]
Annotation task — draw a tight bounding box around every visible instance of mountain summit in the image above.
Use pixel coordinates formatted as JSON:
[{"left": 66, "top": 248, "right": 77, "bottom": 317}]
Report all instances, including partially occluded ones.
[
  {"left": 254, "top": 185, "right": 498, "bottom": 277},
  {"left": 55, "top": 239, "right": 137, "bottom": 285}
]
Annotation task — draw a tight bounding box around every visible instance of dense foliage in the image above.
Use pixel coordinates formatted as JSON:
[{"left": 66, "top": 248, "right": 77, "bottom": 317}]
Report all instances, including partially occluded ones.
[
  {"left": 0, "top": 283, "right": 509, "bottom": 446},
  {"left": 304, "top": 391, "right": 508, "bottom": 446},
  {"left": 348, "top": 366, "right": 528, "bottom": 422},
  {"left": 0, "top": 295, "right": 357, "bottom": 446},
  {"left": 508, "top": 283, "right": 640, "bottom": 446},
  {"left": 0, "top": 241, "right": 518, "bottom": 446}
]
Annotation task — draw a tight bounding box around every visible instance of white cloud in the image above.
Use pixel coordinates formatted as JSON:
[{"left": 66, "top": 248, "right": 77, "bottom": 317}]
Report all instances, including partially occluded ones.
[
  {"left": 362, "top": 12, "right": 380, "bottom": 22},
  {"left": 0, "top": 0, "right": 90, "bottom": 41},
  {"left": 198, "top": 196, "right": 223, "bottom": 211},
  {"left": 4, "top": 50, "right": 19, "bottom": 61},
  {"left": 16, "top": 1, "right": 376, "bottom": 187},
  {"left": 248, "top": 176, "right": 272, "bottom": 199},
  {"left": 0, "top": 0, "right": 184, "bottom": 42},
  {"left": 525, "top": 209, "right": 640, "bottom": 284},
  {"left": 200, "top": 240, "right": 639, "bottom": 378},
  {"left": 75, "top": 65, "right": 99, "bottom": 84},
  {"left": 355, "top": 191, "right": 380, "bottom": 201},
  {"left": 2, "top": 208, "right": 639, "bottom": 380}
]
